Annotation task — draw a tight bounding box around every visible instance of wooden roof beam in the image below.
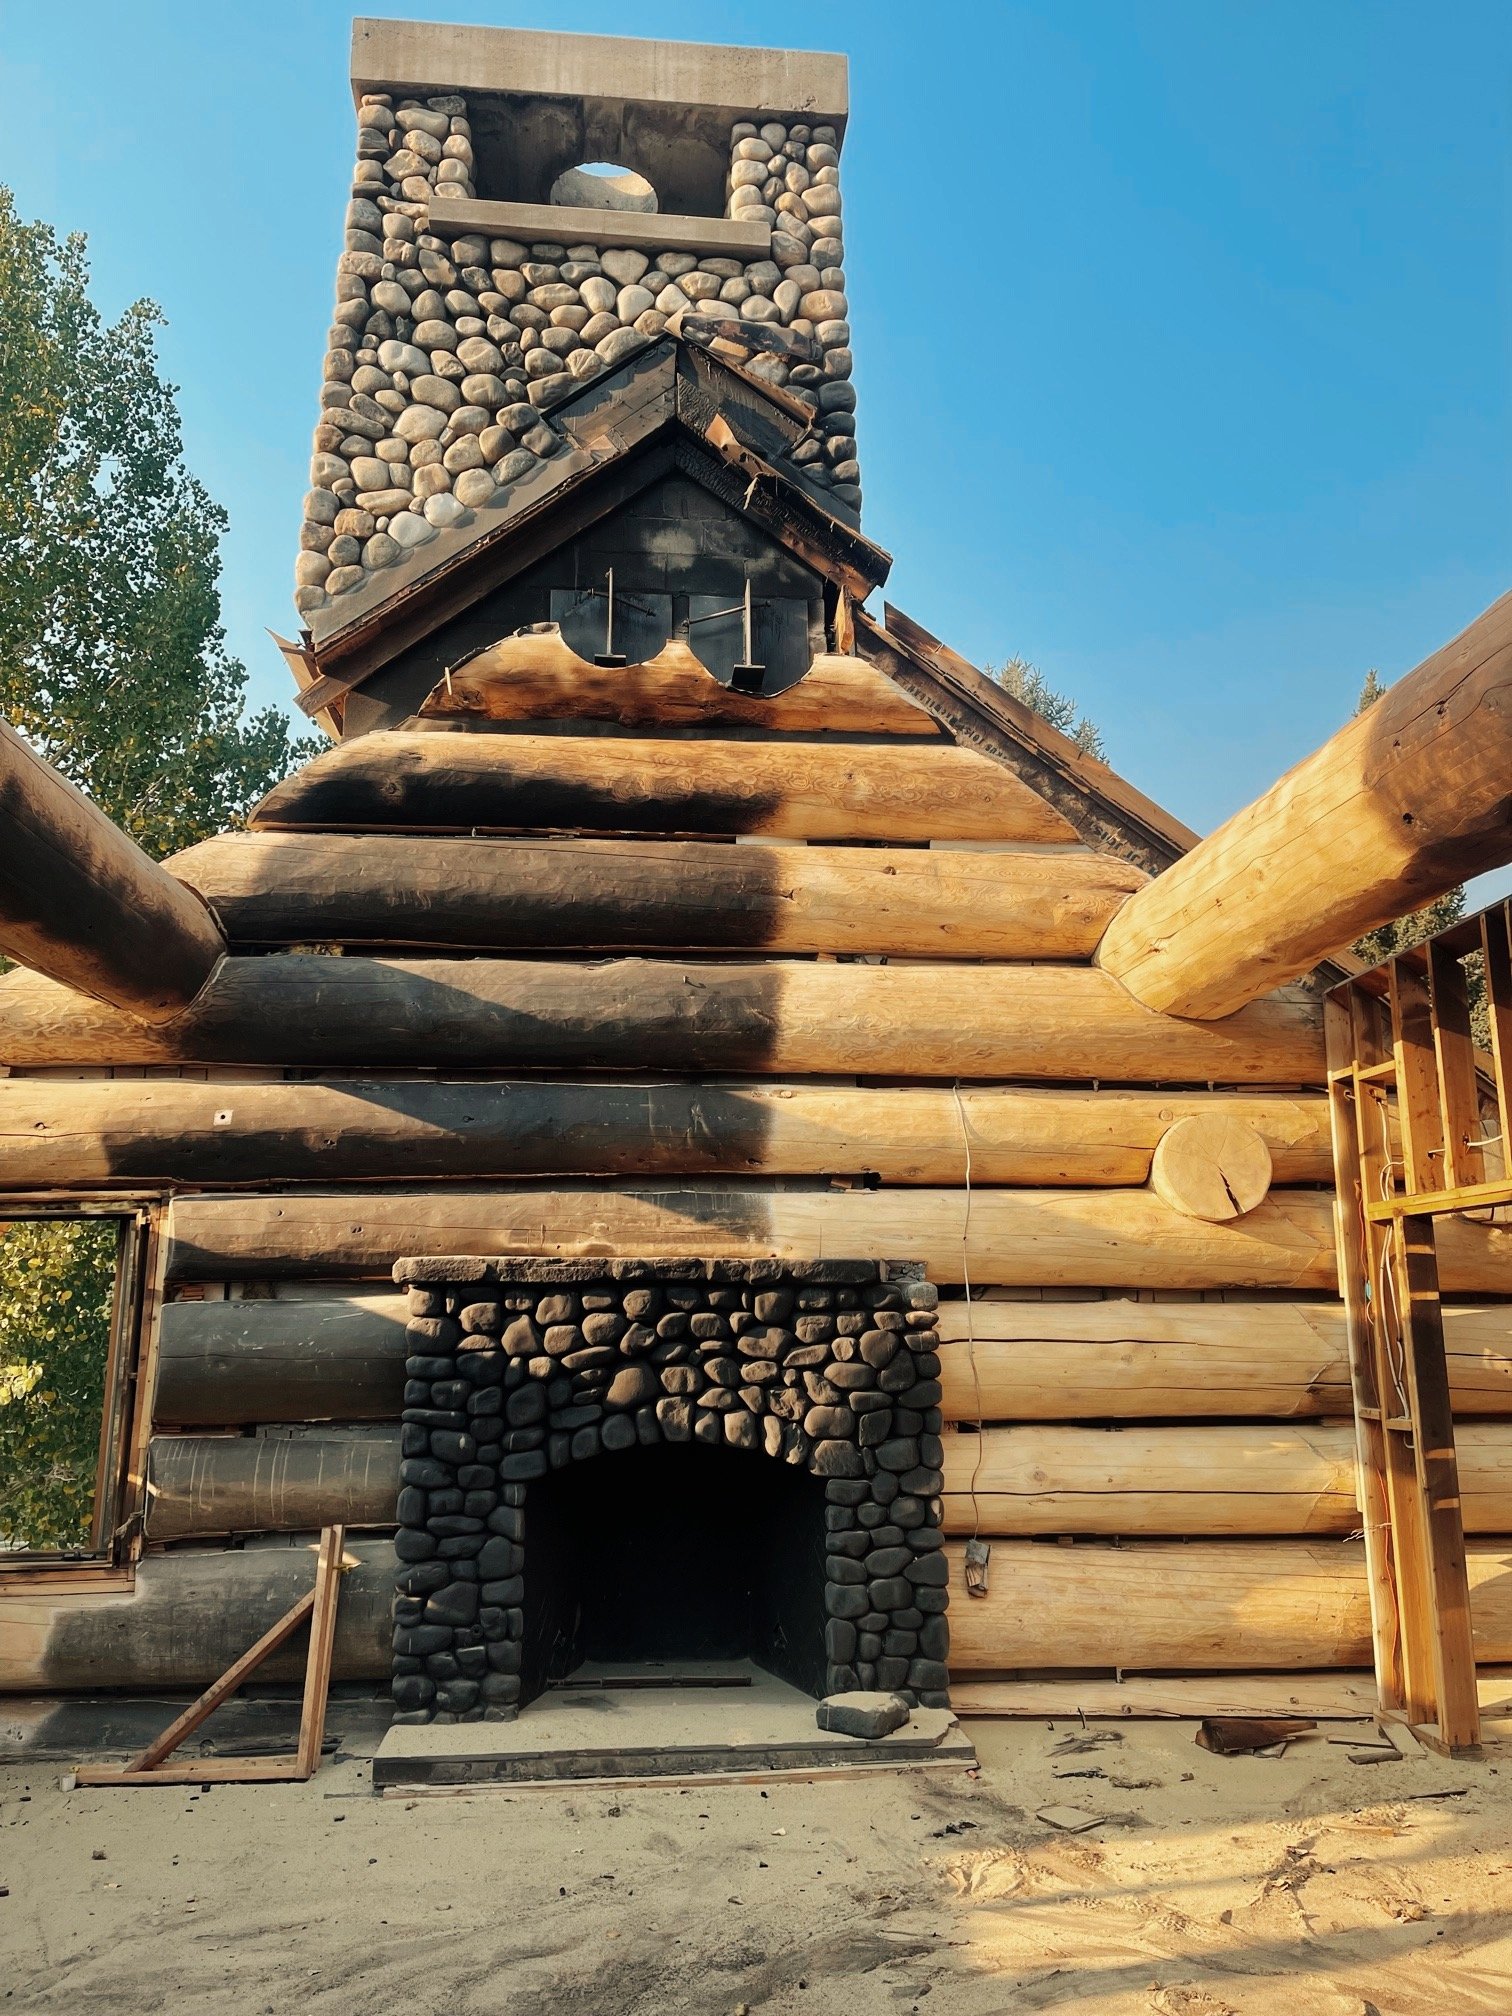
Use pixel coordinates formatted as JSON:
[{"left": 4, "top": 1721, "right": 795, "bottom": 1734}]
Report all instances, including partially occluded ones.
[
  {"left": 1098, "top": 588, "right": 1512, "bottom": 1018},
  {"left": 0, "top": 714, "right": 224, "bottom": 1022}
]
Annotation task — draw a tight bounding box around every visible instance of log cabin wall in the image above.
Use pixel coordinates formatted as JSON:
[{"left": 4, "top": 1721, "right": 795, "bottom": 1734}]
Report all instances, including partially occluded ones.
[
  {"left": 8, "top": 618, "right": 1512, "bottom": 1698},
  {"left": 5, "top": 21, "right": 1511, "bottom": 1714}
]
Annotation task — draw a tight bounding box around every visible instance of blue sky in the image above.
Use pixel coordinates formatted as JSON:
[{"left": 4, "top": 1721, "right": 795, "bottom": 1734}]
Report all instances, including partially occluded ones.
[{"left": 2, "top": 0, "right": 1509, "bottom": 848}]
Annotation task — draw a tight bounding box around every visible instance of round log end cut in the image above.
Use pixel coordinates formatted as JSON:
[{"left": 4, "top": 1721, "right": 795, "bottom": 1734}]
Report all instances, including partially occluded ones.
[{"left": 1150, "top": 1115, "right": 1274, "bottom": 1221}]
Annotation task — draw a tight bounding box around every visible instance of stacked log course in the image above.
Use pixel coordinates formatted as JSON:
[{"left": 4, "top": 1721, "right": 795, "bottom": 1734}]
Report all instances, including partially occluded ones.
[{"left": 6, "top": 625, "right": 1512, "bottom": 1710}]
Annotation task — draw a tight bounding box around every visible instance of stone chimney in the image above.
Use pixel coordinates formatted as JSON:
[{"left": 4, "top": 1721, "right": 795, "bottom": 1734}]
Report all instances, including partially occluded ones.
[{"left": 295, "top": 21, "right": 855, "bottom": 621}]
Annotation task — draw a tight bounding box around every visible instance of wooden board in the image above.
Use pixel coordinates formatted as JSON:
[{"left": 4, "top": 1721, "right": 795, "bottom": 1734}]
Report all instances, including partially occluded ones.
[
  {"left": 1097, "top": 587, "right": 1512, "bottom": 1017},
  {"left": 152, "top": 1295, "right": 409, "bottom": 1425},
  {"left": 415, "top": 634, "right": 944, "bottom": 737},
  {"left": 0, "top": 714, "right": 224, "bottom": 1022},
  {"left": 0, "top": 1078, "right": 1332, "bottom": 1190},
  {"left": 167, "top": 833, "right": 1143, "bottom": 960},
  {"left": 935, "top": 1299, "right": 1512, "bottom": 1419},
  {"left": 161, "top": 1184, "right": 1365, "bottom": 1288},
  {"left": 247, "top": 731, "right": 1082, "bottom": 843},
  {"left": 0, "top": 956, "right": 1326, "bottom": 1082},
  {"left": 950, "top": 1673, "right": 1387, "bottom": 1720},
  {"left": 145, "top": 1432, "right": 400, "bottom": 1540}
]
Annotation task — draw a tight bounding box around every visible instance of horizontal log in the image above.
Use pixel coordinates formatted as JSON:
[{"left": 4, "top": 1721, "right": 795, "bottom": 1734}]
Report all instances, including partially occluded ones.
[
  {"left": 942, "top": 1423, "right": 1357, "bottom": 1535},
  {"left": 945, "top": 1538, "right": 1512, "bottom": 1671},
  {"left": 153, "top": 1297, "right": 409, "bottom": 1425},
  {"left": 12, "top": 1531, "right": 1512, "bottom": 1691},
  {"left": 167, "top": 833, "right": 1144, "bottom": 959},
  {"left": 0, "top": 1536, "right": 392, "bottom": 1692},
  {"left": 143, "top": 1417, "right": 1512, "bottom": 1547},
  {"left": 11, "top": 1519, "right": 1512, "bottom": 1692},
  {"left": 0, "top": 1079, "right": 1333, "bottom": 1190},
  {"left": 248, "top": 731, "right": 1082, "bottom": 843},
  {"left": 416, "top": 635, "right": 945, "bottom": 737},
  {"left": 941, "top": 1420, "right": 1512, "bottom": 1535},
  {"left": 161, "top": 1183, "right": 1359, "bottom": 1287},
  {"left": 0, "top": 956, "right": 1326, "bottom": 1080},
  {"left": 937, "top": 1300, "right": 1512, "bottom": 1419},
  {"left": 1097, "top": 588, "right": 1512, "bottom": 1017},
  {"left": 0, "top": 713, "right": 224, "bottom": 1022},
  {"left": 146, "top": 1430, "right": 401, "bottom": 1540},
  {"left": 163, "top": 1184, "right": 1512, "bottom": 1290}
]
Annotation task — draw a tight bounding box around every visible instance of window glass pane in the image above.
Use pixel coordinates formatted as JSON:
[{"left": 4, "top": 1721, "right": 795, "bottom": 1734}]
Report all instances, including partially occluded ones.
[{"left": 0, "top": 1219, "right": 121, "bottom": 1552}]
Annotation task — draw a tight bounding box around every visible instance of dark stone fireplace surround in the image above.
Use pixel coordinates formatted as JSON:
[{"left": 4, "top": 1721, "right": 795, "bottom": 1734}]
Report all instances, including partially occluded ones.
[{"left": 388, "top": 1256, "right": 951, "bottom": 1724}]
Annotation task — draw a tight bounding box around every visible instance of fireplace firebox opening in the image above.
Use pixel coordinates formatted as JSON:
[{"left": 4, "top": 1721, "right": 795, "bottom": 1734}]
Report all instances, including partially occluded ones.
[
  {"left": 390, "top": 1257, "right": 950, "bottom": 1725},
  {"left": 521, "top": 1441, "right": 831, "bottom": 1704}
]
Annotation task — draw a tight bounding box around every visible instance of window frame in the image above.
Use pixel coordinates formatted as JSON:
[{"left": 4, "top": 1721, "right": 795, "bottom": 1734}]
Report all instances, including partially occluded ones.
[{"left": 0, "top": 1193, "right": 166, "bottom": 1571}]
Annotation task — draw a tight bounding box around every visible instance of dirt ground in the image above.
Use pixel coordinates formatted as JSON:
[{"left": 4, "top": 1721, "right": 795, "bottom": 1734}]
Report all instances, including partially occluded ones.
[{"left": 4, "top": 1714, "right": 1511, "bottom": 2014}]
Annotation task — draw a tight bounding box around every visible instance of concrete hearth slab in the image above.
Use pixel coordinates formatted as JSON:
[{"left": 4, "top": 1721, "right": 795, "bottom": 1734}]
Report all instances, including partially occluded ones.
[{"left": 373, "top": 1664, "right": 974, "bottom": 1790}]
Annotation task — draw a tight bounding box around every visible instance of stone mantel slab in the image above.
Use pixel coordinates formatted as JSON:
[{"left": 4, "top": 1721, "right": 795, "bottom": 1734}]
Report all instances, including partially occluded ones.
[
  {"left": 427, "top": 197, "right": 772, "bottom": 259},
  {"left": 350, "top": 19, "right": 848, "bottom": 135}
]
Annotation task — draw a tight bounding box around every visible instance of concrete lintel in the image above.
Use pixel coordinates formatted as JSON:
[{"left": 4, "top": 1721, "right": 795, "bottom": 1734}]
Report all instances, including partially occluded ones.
[
  {"left": 428, "top": 196, "right": 771, "bottom": 258},
  {"left": 350, "top": 18, "right": 848, "bottom": 138}
]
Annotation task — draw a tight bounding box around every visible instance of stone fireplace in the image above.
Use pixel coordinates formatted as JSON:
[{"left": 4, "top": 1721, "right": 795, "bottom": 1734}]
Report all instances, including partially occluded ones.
[{"left": 389, "top": 1257, "right": 950, "bottom": 1724}]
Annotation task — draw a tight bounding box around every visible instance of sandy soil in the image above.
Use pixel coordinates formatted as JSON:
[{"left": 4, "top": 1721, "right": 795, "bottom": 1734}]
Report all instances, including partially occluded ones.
[{"left": 4, "top": 1715, "right": 1512, "bottom": 2014}]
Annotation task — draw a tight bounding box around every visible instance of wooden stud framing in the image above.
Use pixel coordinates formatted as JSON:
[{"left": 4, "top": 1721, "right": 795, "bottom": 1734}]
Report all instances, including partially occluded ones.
[
  {"left": 1322, "top": 902, "right": 1512, "bottom": 1757},
  {"left": 75, "top": 1525, "right": 349, "bottom": 1786}
]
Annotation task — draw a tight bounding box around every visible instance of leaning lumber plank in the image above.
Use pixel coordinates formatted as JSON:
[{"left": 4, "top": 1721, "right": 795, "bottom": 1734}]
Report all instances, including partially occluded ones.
[
  {"left": 940, "top": 1423, "right": 1359, "bottom": 1535},
  {"left": 936, "top": 1299, "right": 1512, "bottom": 1419},
  {"left": 944, "top": 1537, "right": 1512, "bottom": 1671},
  {"left": 92, "top": 1586, "right": 319, "bottom": 1777},
  {"left": 0, "top": 1079, "right": 1333, "bottom": 1189},
  {"left": 168, "top": 834, "right": 1144, "bottom": 959},
  {"left": 145, "top": 1431, "right": 401, "bottom": 1540},
  {"left": 950, "top": 1673, "right": 1384, "bottom": 1719},
  {"left": 0, "top": 956, "right": 1326, "bottom": 1081},
  {"left": 415, "top": 634, "right": 945, "bottom": 736},
  {"left": 0, "top": 713, "right": 224, "bottom": 1021},
  {"left": 163, "top": 1184, "right": 1357, "bottom": 1288},
  {"left": 1097, "top": 587, "right": 1512, "bottom": 1017},
  {"left": 247, "top": 730, "right": 1082, "bottom": 842},
  {"left": 0, "top": 1536, "right": 392, "bottom": 1692},
  {"left": 152, "top": 1296, "right": 409, "bottom": 1425}
]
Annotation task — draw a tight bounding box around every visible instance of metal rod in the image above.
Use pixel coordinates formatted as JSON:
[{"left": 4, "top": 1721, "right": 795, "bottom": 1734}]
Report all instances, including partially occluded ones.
[{"left": 605, "top": 569, "right": 615, "bottom": 659}]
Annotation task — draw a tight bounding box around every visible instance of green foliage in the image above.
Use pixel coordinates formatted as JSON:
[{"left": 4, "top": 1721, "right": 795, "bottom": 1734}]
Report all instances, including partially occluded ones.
[
  {"left": 1351, "top": 670, "right": 1466, "bottom": 962},
  {"left": 0, "top": 1220, "right": 119, "bottom": 1552},
  {"left": 985, "top": 655, "right": 1105, "bottom": 759},
  {"left": 0, "top": 186, "right": 316, "bottom": 859}
]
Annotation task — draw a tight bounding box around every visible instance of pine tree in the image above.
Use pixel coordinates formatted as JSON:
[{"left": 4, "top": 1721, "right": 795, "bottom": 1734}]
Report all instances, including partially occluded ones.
[{"left": 985, "top": 656, "right": 1104, "bottom": 759}]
